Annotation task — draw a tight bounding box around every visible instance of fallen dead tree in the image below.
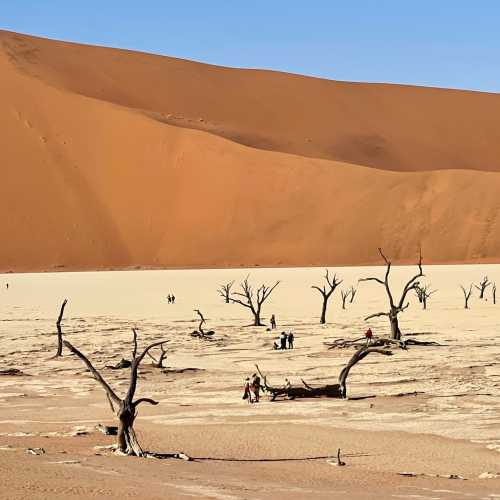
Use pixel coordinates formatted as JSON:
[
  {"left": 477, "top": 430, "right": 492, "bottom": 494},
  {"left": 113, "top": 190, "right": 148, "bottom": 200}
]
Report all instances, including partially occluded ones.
[
  {"left": 324, "top": 335, "right": 442, "bottom": 350},
  {"left": 256, "top": 345, "right": 394, "bottom": 400},
  {"left": 147, "top": 342, "right": 168, "bottom": 368},
  {"left": 64, "top": 329, "right": 189, "bottom": 459}
]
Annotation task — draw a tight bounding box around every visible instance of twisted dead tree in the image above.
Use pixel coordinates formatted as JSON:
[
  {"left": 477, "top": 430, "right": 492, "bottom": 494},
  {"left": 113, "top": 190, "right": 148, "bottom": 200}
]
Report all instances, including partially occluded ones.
[
  {"left": 493, "top": 283, "right": 497, "bottom": 305},
  {"left": 218, "top": 281, "right": 235, "bottom": 304},
  {"left": 460, "top": 284, "right": 473, "bottom": 309},
  {"left": 359, "top": 249, "right": 423, "bottom": 340},
  {"left": 55, "top": 299, "right": 68, "bottom": 357},
  {"left": 147, "top": 342, "right": 168, "bottom": 368},
  {"left": 63, "top": 329, "right": 168, "bottom": 457},
  {"left": 340, "top": 289, "right": 351, "bottom": 310},
  {"left": 256, "top": 345, "right": 393, "bottom": 400},
  {"left": 475, "top": 276, "right": 491, "bottom": 299},
  {"left": 191, "top": 309, "right": 215, "bottom": 338},
  {"left": 229, "top": 276, "right": 280, "bottom": 326},
  {"left": 414, "top": 284, "right": 437, "bottom": 310},
  {"left": 349, "top": 285, "right": 357, "bottom": 303},
  {"left": 312, "top": 270, "right": 343, "bottom": 324}
]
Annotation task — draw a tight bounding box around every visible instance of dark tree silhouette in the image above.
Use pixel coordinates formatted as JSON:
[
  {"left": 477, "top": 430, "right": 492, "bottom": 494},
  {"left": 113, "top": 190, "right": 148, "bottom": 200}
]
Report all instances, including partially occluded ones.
[
  {"left": 191, "top": 309, "right": 215, "bottom": 338},
  {"left": 64, "top": 329, "right": 165, "bottom": 456},
  {"left": 493, "top": 283, "right": 497, "bottom": 305},
  {"left": 349, "top": 285, "right": 358, "bottom": 303},
  {"left": 218, "top": 281, "right": 235, "bottom": 304},
  {"left": 55, "top": 299, "right": 68, "bottom": 357},
  {"left": 414, "top": 284, "right": 437, "bottom": 310},
  {"left": 340, "top": 289, "right": 351, "bottom": 310},
  {"left": 312, "top": 270, "right": 343, "bottom": 324},
  {"left": 229, "top": 276, "right": 280, "bottom": 326},
  {"left": 460, "top": 284, "right": 473, "bottom": 309},
  {"left": 147, "top": 342, "right": 168, "bottom": 368},
  {"left": 360, "top": 248, "right": 423, "bottom": 340},
  {"left": 475, "top": 276, "right": 491, "bottom": 299}
]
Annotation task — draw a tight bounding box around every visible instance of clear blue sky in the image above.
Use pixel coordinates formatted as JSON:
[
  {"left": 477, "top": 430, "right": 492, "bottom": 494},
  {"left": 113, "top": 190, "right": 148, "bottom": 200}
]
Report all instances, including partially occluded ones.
[{"left": 2, "top": 1, "right": 499, "bottom": 93}]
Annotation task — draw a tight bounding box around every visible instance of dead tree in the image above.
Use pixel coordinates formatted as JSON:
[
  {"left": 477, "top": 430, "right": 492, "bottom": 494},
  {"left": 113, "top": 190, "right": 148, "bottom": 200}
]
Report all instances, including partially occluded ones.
[
  {"left": 229, "top": 276, "right": 280, "bottom": 326},
  {"left": 218, "top": 281, "right": 235, "bottom": 304},
  {"left": 147, "top": 342, "right": 168, "bottom": 368},
  {"left": 349, "top": 285, "right": 357, "bottom": 303},
  {"left": 460, "top": 284, "right": 473, "bottom": 309},
  {"left": 191, "top": 309, "right": 215, "bottom": 338},
  {"left": 414, "top": 284, "right": 436, "bottom": 310},
  {"left": 359, "top": 248, "right": 423, "bottom": 340},
  {"left": 256, "top": 346, "right": 392, "bottom": 400},
  {"left": 493, "top": 283, "right": 497, "bottom": 305},
  {"left": 340, "top": 289, "right": 351, "bottom": 310},
  {"left": 311, "top": 270, "right": 342, "bottom": 324},
  {"left": 55, "top": 299, "right": 68, "bottom": 357},
  {"left": 475, "top": 276, "right": 491, "bottom": 299},
  {"left": 63, "top": 329, "right": 165, "bottom": 457}
]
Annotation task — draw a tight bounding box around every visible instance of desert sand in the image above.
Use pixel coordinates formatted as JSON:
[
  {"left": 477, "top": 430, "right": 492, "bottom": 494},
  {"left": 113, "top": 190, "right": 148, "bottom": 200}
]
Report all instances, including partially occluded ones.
[
  {"left": 1, "top": 30, "right": 500, "bottom": 271},
  {"left": 0, "top": 265, "right": 499, "bottom": 499}
]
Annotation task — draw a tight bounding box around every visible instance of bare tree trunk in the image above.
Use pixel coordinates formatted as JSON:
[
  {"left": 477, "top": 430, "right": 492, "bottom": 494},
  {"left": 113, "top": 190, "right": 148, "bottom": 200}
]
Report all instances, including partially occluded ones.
[
  {"left": 320, "top": 298, "right": 327, "bottom": 324},
  {"left": 55, "top": 299, "right": 68, "bottom": 357},
  {"left": 390, "top": 313, "right": 401, "bottom": 340}
]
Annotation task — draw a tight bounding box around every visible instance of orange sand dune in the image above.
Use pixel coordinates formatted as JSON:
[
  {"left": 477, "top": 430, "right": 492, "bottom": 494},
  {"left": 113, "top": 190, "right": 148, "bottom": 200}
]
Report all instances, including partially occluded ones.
[{"left": 0, "top": 30, "right": 500, "bottom": 271}]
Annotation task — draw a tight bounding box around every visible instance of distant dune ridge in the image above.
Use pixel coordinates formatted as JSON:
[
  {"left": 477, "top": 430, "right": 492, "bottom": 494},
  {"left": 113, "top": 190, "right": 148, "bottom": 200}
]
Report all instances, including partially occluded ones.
[{"left": 1, "top": 30, "right": 500, "bottom": 272}]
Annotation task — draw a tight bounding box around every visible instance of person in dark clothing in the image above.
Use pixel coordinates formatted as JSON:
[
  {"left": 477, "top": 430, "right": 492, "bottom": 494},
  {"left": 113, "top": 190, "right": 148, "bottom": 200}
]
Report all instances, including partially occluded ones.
[
  {"left": 280, "top": 332, "right": 287, "bottom": 350},
  {"left": 287, "top": 332, "right": 294, "bottom": 349},
  {"left": 167, "top": 294, "right": 172, "bottom": 304},
  {"left": 171, "top": 295, "right": 176, "bottom": 304},
  {"left": 270, "top": 314, "right": 277, "bottom": 330}
]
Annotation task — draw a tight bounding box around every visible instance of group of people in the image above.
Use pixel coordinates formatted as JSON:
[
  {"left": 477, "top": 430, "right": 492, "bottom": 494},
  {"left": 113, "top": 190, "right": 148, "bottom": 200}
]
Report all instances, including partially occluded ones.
[
  {"left": 242, "top": 372, "right": 262, "bottom": 403},
  {"left": 273, "top": 331, "right": 294, "bottom": 350},
  {"left": 166, "top": 294, "right": 176, "bottom": 304}
]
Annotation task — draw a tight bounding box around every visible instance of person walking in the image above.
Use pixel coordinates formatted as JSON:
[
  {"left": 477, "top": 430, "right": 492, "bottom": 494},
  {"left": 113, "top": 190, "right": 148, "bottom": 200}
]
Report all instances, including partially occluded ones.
[
  {"left": 242, "top": 377, "right": 251, "bottom": 403},
  {"left": 287, "top": 331, "right": 294, "bottom": 349},
  {"left": 167, "top": 294, "right": 172, "bottom": 304},
  {"left": 171, "top": 294, "right": 176, "bottom": 304},
  {"left": 280, "top": 332, "right": 287, "bottom": 350},
  {"left": 270, "top": 314, "right": 277, "bottom": 330}
]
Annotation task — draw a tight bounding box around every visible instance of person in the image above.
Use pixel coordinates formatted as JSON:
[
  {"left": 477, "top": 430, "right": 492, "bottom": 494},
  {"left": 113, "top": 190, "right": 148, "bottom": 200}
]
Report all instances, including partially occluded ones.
[
  {"left": 251, "top": 373, "right": 261, "bottom": 403},
  {"left": 365, "top": 328, "right": 373, "bottom": 345},
  {"left": 288, "top": 331, "right": 294, "bottom": 349},
  {"left": 270, "top": 314, "right": 276, "bottom": 330},
  {"left": 280, "top": 332, "right": 287, "bottom": 350},
  {"left": 242, "top": 377, "right": 251, "bottom": 403},
  {"left": 5, "top": 283, "right": 8, "bottom": 289},
  {"left": 284, "top": 378, "right": 291, "bottom": 391},
  {"left": 171, "top": 294, "right": 176, "bottom": 304}
]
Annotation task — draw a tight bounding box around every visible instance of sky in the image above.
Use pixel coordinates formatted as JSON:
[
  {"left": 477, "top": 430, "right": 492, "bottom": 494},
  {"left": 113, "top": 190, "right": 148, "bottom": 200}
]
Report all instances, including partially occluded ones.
[{"left": 2, "top": 1, "right": 499, "bottom": 93}]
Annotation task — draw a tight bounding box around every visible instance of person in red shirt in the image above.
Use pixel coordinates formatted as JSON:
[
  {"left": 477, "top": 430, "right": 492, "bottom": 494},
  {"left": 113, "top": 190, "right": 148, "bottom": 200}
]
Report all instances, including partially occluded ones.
[{"left": 365, "top": 328, "right": 373, "bottom": 345}]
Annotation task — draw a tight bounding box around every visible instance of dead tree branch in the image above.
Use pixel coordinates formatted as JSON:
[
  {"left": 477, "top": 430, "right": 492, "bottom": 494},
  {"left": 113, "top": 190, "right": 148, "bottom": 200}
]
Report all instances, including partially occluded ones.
[
  {"left": 229, "top": 276, "right": 280, "bottom": 326},
  {"left": 55, "top": 299, "right": 68, "bottom": 357},
  {"left": 311, "top": 269, "right": 343, "bottom": 324},
  {"left": 64, "top": 330, "right": 167, "bottom": 457},
  {"left": 460, "top": 284, "right": 473, "bottom": 309},
  {"left": 218, "top": 281, "right": 235, "bottom": 304},
  {"left": 359, "top": 248, "right": 423, "bottom": 340},
  {"left": 191, "top": 309, "right": 215, "bottom": 338},
  {"left": 475, "top": 276, "right": 491, "bottom": 299},
  {"left": 340, "top": 289, "right": 351, "bottom": 310}
]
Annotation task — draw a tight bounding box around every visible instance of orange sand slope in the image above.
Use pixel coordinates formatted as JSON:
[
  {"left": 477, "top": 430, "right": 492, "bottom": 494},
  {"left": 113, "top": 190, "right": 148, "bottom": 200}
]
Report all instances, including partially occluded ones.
[{"left": 1, "top": 30, "right": 500, "bottom": 271}]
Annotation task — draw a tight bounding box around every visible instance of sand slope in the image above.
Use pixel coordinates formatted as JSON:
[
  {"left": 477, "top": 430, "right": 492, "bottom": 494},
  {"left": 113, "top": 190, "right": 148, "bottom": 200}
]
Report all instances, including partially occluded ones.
[{"left": 1, "top": 30, "right": 500, "bottom": 271}]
